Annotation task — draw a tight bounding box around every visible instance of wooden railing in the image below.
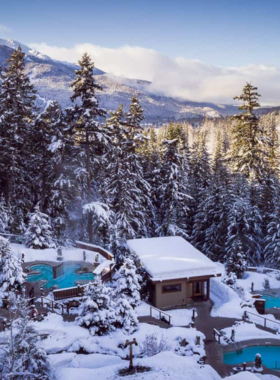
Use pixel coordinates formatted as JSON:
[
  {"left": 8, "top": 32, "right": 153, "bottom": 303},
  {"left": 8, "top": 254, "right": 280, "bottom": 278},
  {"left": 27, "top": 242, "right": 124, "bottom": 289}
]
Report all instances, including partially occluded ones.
[
  {"left": 41, "top": 296, "right": 69, "bottom": 315},
  {"left": 53, "top": 284, "right": 87, "bottom": 300},
  {"left": 150, "top": 306, "right": 171, "bottom": 325},
  {"left": 76, "top": 241, "right": 113, "bottom": 260}
]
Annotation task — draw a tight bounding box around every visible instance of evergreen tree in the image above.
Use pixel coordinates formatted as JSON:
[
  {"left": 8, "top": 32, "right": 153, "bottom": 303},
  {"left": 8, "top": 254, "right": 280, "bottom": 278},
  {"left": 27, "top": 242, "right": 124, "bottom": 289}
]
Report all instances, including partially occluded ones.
[
  {"left": 190, "top": 133, "right": 212, "bottom": 249},
  {"left": 77, "top": 277, "right": 116, "bottom": 336},
  {"left": 264, "top": 190, "right": 280, "bottom": 267},
  {"left": 0, "top": 195, "right": 9, "bottom": 232},
  {"left": 70, "top": 53, "right": 109, "bottom": 243},
  {"left": 226, "top": 236, "right": 248, "bottom": 279},
  {"left": 105, "top": 98, "right": 151, "bottom": 262},
  {"left": 0, "top": 295, "right": 54, "bottom": 380},
  {"left": 0, "top": 47, "right": 37, "bottom": 233},
  {"left": 115, "top": 294, "right": 139, "bottom": 335},
  {"left": 115, "top": 258, "right": 141, "bottom": 308},
  {"left": 231, "top": 83, "right": 269, "bottom": 182},
  {"left": 0, "top": 237, "right": 25, "bottom": 301},
  {"left": 157, "top": 124, "right": 191, "bottom": 237},
  {"left": 25, "top": 206, "right": 55, "bottom": 249}
]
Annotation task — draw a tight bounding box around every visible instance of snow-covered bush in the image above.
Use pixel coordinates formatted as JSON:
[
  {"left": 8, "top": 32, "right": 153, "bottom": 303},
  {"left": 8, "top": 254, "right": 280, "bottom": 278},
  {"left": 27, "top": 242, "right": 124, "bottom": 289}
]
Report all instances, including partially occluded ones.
[
  {"left": 77, "top": 277, "right": 116, "bottom": 336},
  {"left": 0, "top": 237, "right": 25, "bottom": 301},
  {"left": 140, "top": 333, "right": 171, "bottom": 357},
  {"left": 222, "top": 272, "right": 237, "bottom": 289},
  {"left": 114, "top": 258, "right": 141, "bottom": 308},
  {"left": 115, "top": 294, "right": 139, "bottom": 335},
  {"left": 25, "top": 205, "right": 56, "bottom": 249}
]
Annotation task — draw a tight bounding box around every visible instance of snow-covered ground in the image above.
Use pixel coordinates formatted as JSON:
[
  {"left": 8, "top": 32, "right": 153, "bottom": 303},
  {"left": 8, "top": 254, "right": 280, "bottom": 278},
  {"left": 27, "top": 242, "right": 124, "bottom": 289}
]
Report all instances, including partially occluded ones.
[
  {"left": 5, "top": 244, "right": 280, "bottom": 379},
  {"left": 237, "top": 270, "right": 280, "bottom": 292},
  {"left": 11, "top": 243, "right": 105, "bottom": 264}
]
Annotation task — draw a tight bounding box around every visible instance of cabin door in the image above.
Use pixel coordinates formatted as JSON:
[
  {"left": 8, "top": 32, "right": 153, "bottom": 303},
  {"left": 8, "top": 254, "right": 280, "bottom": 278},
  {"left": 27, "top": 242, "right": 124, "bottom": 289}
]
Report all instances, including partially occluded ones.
[{"left": 193, "top": 281, "right": 202, "bottom": 296}]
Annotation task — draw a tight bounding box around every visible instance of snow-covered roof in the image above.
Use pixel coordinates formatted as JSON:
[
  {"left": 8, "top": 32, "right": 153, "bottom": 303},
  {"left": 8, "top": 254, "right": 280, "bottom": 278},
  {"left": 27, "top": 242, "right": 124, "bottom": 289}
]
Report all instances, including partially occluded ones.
[
  {"left": 93, "top": 260, "right": 114, "bottom": 275},
  {"left": 127, "top": 236, "right": 221, "bottom": 281}
]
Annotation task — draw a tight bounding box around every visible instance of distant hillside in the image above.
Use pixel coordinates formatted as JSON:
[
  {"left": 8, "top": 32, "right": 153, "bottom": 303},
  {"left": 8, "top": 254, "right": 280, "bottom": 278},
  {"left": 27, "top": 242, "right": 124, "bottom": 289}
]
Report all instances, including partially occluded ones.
[{"left": 0, "top": 38, "right": 250, "bottom": 121}]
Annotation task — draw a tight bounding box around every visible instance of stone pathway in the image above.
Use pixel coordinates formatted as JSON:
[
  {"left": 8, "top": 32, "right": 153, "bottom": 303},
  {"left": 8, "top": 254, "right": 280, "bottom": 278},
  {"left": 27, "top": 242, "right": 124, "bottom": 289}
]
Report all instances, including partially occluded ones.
[{"left": 194, "top": 300, "right": 238, "bottom": 377}]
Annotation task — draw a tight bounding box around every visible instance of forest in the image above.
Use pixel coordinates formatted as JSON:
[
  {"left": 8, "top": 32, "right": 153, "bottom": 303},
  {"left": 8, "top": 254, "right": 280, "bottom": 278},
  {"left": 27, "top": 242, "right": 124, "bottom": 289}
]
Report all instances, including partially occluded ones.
[{"left": 1, "top": 46, "right": 280, "bottom": 277}]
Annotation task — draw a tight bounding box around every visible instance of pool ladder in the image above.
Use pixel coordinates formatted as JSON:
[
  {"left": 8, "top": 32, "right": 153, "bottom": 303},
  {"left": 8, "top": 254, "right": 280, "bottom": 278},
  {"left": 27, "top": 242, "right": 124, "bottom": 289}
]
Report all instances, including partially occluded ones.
[{"left": 275, "top": 360, "right": 280, "bottom": 369}]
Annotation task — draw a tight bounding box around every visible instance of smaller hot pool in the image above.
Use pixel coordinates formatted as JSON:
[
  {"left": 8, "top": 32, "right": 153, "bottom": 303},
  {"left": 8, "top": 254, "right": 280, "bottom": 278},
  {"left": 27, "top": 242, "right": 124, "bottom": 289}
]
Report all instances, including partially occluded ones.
[
  {"left": 224, "top": 345, "right": 280, "bottom": 370},
  {"left": 27, "top": 264, "right": 94, "bottom": 289},
  {"left": 262, "top": 294, "right": 280, "bottom": 309}
]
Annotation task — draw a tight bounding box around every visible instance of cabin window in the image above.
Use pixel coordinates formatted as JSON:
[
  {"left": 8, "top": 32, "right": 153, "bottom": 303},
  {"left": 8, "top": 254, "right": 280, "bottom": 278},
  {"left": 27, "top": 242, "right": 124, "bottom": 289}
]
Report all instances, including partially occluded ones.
[{"left": 162, "top": 284, "right": 181, "bottom": 293}]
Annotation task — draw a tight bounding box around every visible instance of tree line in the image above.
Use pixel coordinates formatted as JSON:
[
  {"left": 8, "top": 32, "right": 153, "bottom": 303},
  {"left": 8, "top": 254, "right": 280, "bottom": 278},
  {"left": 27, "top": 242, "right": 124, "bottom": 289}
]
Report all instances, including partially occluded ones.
[{"left": 1, "top": 47, "right": 280, "bottom": 275}]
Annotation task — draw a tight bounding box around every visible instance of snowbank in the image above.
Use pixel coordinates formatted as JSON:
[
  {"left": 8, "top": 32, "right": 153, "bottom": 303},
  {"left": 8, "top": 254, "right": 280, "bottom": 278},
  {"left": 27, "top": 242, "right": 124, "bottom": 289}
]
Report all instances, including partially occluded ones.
[
  {"left": 210, "top": 278, "right": 244, "bottom": 319},
  {"left": 11, "top": 243, "right": 105, "bottom": 264}
]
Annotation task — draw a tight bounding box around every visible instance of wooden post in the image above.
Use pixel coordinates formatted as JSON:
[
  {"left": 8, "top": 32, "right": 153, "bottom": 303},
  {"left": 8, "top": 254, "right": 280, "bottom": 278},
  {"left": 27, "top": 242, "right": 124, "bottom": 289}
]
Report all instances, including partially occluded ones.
[
  {"left": 52, "top": 301, "right": 54, "bottom": 312},
  {"left": 192, "top": 308, "right": 196, "bottom": 321},
  {"left": 41, "top": 296, "right": 43, "bottom": 308},
  {"left": 251, "top": 282, "right": 254, "bottom": 292},
  {"left": 124, "top": 338, "right": 138, "bottom": 370},
  {"left": 207, "top": 279, "right": 210, "bottom": 300},
  {"left": 243, "top": 362, "right": 246, "bottom": 371}
]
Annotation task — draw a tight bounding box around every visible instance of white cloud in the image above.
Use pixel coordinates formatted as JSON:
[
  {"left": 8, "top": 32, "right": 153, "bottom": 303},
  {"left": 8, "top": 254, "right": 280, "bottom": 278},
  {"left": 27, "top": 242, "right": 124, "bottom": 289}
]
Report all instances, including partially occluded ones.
[{"left": 29, "top": 42, "right": 280, "bottom": 105}]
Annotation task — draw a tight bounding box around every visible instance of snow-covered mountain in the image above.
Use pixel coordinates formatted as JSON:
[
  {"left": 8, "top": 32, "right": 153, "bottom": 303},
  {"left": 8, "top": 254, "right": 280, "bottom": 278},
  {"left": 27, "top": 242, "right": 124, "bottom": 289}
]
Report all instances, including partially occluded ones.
[{"left": 0, "top": 38, "right": 239, "bottom": 121}]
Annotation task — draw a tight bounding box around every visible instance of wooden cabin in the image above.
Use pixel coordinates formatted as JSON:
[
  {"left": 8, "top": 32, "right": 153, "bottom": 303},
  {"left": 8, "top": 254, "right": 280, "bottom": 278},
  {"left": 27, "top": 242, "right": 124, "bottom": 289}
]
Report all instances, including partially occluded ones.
[{"left": 127, "top": 236, "right": 221, "bottom": 309}]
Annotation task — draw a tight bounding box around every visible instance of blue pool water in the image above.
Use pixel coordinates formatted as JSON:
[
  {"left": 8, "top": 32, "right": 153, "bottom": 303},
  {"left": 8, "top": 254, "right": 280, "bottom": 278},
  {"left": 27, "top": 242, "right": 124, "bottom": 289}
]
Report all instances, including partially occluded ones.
[
  {"left": 27, "top": 264, "right": 94, "bottom": 289},
  {"left": 262, "top": 295, "right": 280, "bottom": 309},
  {"left": 224, "top": 346, "right": 280, "bottom": 370}
]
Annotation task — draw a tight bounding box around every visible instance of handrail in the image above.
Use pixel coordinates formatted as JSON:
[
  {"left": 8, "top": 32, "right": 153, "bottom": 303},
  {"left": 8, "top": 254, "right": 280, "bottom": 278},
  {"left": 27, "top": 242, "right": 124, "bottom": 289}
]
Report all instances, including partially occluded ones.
[
  {"left": 244, "top": 310, "right": 280, "bottom": 328},
  {"left": 41, "top": 296, "right": 69, "bottom": 315},
  {"left": 150, "top": 306, "right": 172, "bottom": 325},
  {"left": 213, "top": 328, "right": 221, "bottom": 343}
]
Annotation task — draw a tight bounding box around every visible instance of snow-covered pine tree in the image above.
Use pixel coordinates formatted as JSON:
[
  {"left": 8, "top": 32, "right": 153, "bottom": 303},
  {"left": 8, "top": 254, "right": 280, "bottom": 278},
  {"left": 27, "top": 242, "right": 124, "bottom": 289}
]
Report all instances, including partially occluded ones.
[
  {"left": 114, "top": 258, "right": 141, "bottom": 308},
  {"left": 105, "top": 98, "right": 151, "bottom": 262},
  {"left": 40, "top": 101, "right": 76, "bottom": 243},
  {"left": 0, "top": 237, "right": 25, "bottom": 301},
  {"left": 0, "top": 295, "right": 54, "bottom": 380},
  {"left": 224, "top": 183, "right": 254, "bottom": 269},
  {"left": 126, "top": 94, "right": 144, "bottom": 128},
  {"left": 0, "top": 195, "right": 9, "bottom": 232},
  {"left": 83, "top": 201, "right": 114, "bottom": 248},
  {"left": 156, "top": 123, "right": 191, "bottom": 238},
  {"left": 231, "top": 83, "right": 269, "bottom": 182},
  {"left": 25, "top": 205, "right": 55, "bottom": 249},
  {"left": 115, "top": 294, "right": 139, "bottom": 335},
  {"left": 200, "top": 133, "right": 235, "bottom": 261},
  {"left": 0, "top": 47, "right": 37, "bottom": 233},
  {"left": 70, "top": 53, "right": 109, "bottom": 243},
  {"left": 77, "top": 277, "right": 116, "bottom": 335},
  {"left": 264, "top": 187, "right": 280, "bottom": 267},
  {"left": 226, "top": 236, "right": 248, "bottom": 279},
  {"left": 190, "top": 133, "right": 212, "bottom": 250}
]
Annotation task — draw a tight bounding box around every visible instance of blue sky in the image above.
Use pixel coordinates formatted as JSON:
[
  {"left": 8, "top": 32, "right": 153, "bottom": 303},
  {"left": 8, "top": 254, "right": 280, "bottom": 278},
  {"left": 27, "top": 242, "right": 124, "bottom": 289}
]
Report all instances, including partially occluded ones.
[{"left": 1, "top": 0, "right": 279, "bottom": 67}]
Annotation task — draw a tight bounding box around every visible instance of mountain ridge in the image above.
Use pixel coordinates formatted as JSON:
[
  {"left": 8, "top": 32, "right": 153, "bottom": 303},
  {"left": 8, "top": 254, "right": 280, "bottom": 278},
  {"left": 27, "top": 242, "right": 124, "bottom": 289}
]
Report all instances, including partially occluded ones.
[{"left": 0, "top": 38, "right": 265, "bottom": 121}]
